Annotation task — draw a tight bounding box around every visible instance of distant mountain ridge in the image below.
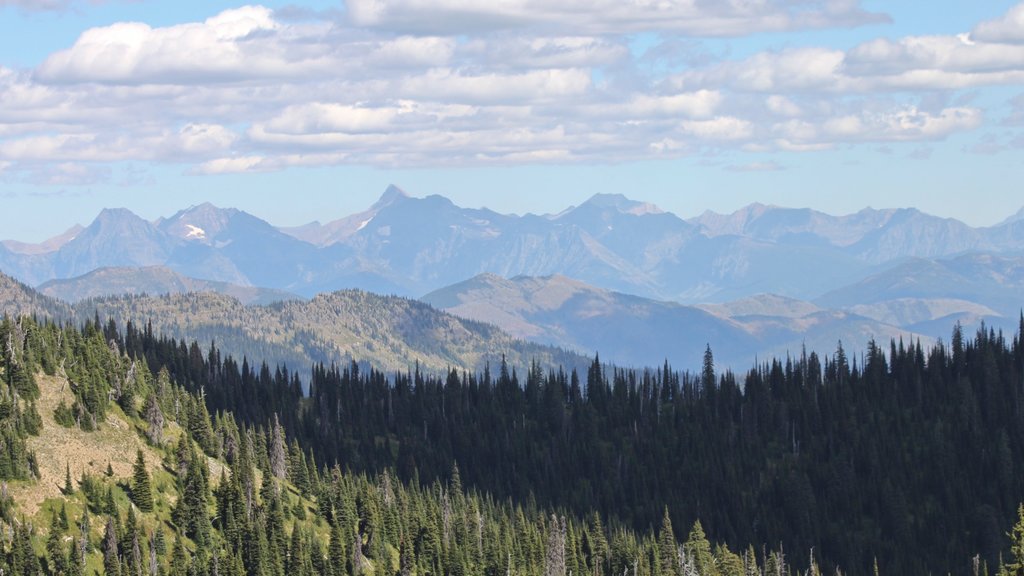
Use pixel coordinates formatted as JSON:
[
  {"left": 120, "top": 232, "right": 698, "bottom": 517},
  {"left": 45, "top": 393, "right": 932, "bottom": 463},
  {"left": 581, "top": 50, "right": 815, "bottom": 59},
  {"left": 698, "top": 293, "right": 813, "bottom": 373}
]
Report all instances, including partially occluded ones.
[
  {"left": 422, "top": 273, "right": 944, "bottom": 370},
  {"left": 37, "top": 265, "right": 301, "bottom": 305},
  {"left": 0, "top": 269, "right": 588, "bottom": 376},
  {"left": 2, "top": 188, "right": 1023, "bottom": 306}
]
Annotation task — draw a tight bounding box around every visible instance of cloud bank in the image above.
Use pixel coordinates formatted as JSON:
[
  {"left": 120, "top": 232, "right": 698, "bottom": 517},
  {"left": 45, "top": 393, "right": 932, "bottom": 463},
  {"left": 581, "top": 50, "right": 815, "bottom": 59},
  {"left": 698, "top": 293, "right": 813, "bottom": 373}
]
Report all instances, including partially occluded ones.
[{"left": 0, "top": 1, "right": 1021, "bottom": 180}]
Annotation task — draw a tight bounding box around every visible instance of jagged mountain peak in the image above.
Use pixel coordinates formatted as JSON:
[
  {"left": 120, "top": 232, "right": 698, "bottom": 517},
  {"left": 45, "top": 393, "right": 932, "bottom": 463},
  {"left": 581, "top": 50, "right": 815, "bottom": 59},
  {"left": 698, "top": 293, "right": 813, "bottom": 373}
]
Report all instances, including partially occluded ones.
[
  {"left": 94, "top": 207, "right": 146, "bottom": 223},
  {"left": 161, "top": 202, "right": 251, "bottom": 242},
  {"left": 374, "top": 184, "right": 411, "bottom": 209}
]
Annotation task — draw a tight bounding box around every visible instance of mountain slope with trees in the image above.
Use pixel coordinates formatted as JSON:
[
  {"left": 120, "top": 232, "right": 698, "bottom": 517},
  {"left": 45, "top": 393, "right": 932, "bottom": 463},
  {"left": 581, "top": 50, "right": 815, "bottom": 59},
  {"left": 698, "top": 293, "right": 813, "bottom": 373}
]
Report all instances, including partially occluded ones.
[
  {"left": 0, "top": 270, "right": 588, "bottom": 376},
  {"left": 42, "top": 307, "right": 1022, "bottom": 575},
  {"left": 0, "top": 315, "right": 803, "bottom": 576}
]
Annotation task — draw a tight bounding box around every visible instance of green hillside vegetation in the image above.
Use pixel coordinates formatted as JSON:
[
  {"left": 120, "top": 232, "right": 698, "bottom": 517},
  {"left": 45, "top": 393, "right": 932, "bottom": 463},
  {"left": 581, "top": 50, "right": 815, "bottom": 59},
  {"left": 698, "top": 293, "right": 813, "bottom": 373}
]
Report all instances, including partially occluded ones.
[
  {"left": 0, "top": 315, "right": 798, "bottom": 576},
  {"left": 5, "top": 282, "right": 1024, "bottom": 573},
  {"left": 129, "top": 312, "right": 1024, "bottom": 575}
]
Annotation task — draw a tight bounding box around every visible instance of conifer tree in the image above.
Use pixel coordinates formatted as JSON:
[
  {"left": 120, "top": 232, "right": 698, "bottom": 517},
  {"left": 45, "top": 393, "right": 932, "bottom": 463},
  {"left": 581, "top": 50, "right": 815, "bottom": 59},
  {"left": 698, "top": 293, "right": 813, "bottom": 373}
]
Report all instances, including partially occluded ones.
[
  {"left": 144, "top": 392, "right": 165, "bottom": 446},
  {"left": 132, "top": 449, "right": 154, "bottom": 512},
  {"left": 657, "top": 508, "right": 678, "bottom": 576},
  {"left": 47, "top": 511, "right": 67, "bottom": 576},
  {"left": 684, "top": 521, "right": 718, "bottom": 576},
  {"left": 999, "top": 503, "right": 1024, "bottom": 576},
  {"left": 105, "top": 516, "right": 122, "bottom": 576},
  {"left": 270, "top": 413, "right": 288, "bottom": 481},
  {"left": 64, "top": 461, "right": 73, "bottom": 495},
  {"left": 67, "top": 537, "right": 83, "bottom": 576}
]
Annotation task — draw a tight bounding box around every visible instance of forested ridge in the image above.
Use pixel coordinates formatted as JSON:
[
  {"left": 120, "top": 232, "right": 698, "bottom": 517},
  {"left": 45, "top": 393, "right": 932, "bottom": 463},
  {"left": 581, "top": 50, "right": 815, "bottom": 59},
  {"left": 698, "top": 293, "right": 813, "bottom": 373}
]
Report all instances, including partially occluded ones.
[{"left": 3, "top": 312, "right": 1024, "bottom": 574}]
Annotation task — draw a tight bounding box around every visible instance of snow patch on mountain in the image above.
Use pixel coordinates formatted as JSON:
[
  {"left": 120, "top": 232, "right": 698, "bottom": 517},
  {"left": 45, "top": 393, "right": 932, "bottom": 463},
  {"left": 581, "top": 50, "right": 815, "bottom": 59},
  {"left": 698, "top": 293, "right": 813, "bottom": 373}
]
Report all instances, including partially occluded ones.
[{"left": 184, "top": 224, "right": 207, "bottom": 240}]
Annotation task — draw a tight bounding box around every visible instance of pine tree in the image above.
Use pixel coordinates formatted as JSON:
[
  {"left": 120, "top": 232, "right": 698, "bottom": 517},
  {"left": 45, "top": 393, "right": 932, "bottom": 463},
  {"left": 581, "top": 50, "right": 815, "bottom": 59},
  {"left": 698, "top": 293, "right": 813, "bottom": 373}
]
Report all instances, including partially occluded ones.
[
  {"left": 47, "top": 511, "right": 67, "bottom": 576},
  {"left": 657, "top": 508, "right": 678, "bottom": 576},
  {"left": 105, "top": 516, "right": 122, "bottom": 576},
  {"left": 64, "top": 461, "right": 73, "bottom": 495},
  {"left": 170, "top": 532, "right": 189, "bottom": 576},
  {"left": 67, "top": 537, "right": 84, "bottom": 576},
  {"left": 144, "top": 392, "right": 165, "bottom": 446},
  {"left": 1000, "top": 503, "right": 1024, "bottom": 576},
  {"left": 132, "top": 449, "right": 154, "bottom": 512},
  {"left": 684, "top": 521, "right": 718, "bottom": 576},
  {"left": 702, "top": 345, "right": 715, "bottom": 389},
  {"left": 270, "top": 413, "right": 288, "bottom": 481}
]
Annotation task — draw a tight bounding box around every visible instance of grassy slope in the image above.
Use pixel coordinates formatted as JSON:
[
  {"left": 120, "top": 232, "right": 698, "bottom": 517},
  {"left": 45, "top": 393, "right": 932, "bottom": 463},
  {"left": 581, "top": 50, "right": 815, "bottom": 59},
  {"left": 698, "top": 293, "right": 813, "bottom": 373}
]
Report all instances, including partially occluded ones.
[{"left": 9, "top": 370, "right": 319, "bottom": 575}]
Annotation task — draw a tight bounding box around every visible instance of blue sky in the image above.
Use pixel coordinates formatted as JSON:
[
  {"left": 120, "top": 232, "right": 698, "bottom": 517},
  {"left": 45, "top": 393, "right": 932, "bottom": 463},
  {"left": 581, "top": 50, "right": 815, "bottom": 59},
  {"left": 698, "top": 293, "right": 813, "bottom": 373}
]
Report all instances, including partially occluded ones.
[{"left": 1, "top": 0, "right": 1022, "bottom": 242}]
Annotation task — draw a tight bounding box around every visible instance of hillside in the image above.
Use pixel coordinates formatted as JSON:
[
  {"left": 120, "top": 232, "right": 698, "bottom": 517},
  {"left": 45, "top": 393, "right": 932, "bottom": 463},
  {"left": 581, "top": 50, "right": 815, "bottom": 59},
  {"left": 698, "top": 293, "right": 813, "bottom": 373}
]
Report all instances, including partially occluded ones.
[
  {"left": 422, "top": 273, "right": 758, "bottom": 369},
  {"left": 87, "top": 290, "right": 588, "bottom": 375},
  {"left": 38, "top": 266, "right": 301, "bottom": 306},
  {"left": 0, "top": 269, "right": 589, "bottom": 376},
  {"left": 423, "top": 273, "right": 935, "bottom": 370},
  {"left": 0, "top": 271, "right": 72, "bottom": 319},
  {"left": 0, "top": 315, "right": 803, "bottom": 576}
]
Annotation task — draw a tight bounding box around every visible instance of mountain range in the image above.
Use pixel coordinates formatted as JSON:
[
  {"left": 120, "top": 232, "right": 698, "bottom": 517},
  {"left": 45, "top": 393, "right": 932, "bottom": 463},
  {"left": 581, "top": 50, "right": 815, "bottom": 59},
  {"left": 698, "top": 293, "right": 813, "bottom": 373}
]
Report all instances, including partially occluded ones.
[
  {"left": 4, "top": 187, "right": 1023, "bottom": 304},
  {"left": 2, "top": 188, "right": 1022, "bottom": 371}
]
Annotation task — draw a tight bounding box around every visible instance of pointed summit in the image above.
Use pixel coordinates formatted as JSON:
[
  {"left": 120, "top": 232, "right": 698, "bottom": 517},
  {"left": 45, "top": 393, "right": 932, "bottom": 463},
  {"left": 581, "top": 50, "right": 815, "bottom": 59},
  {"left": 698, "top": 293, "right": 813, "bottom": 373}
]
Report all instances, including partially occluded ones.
[
  {"left": 373, "top": 185, "right": 410, "bottom": 209},
  {"left": 161, "top": 202, "right": 240, "bottom": 243}
]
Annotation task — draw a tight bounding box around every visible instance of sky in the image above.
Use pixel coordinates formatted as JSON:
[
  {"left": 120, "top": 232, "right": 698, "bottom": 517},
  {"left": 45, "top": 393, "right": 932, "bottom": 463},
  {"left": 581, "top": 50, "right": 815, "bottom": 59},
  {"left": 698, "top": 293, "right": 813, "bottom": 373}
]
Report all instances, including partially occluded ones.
[{"left": 1, "top": 0, "right": 1023, "bottom": 242}]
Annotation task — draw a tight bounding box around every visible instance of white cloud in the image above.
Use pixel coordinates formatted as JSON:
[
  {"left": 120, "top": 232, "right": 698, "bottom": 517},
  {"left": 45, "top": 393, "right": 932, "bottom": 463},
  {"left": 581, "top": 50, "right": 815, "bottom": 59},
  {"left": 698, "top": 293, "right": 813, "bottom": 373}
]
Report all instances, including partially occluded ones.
[
  {"left": 675, "top": 28, "right": 1024, "bottom": 94},
  {"left": 0, "top": 2, "right": 1015, "bottom": 177},
  {"left": 681, "top": 117, "right": 754, "bottom": 141},
  {"left": 195, "top": 156, "right": 269, "bottom": 174},
  {"left": 971, "top": 3, "right": 1024, "bottom": 44},
  {"left": 398, "top": 68, "right": 591, "bottom": 103},
  {"left": 171, "top": 124, "right": 239, "bottom": 156},
  {"left": 346, "top": 0, "right": 887, "bottom": 36},
  {"left": 802, "top": 106, "right": 982, "bottom": 144},
  {"left": 766, "top": 95, "right": 802, "bottom": 117},
  {"left": 35, "top": 6, "right": 332, "bottom": 85}
]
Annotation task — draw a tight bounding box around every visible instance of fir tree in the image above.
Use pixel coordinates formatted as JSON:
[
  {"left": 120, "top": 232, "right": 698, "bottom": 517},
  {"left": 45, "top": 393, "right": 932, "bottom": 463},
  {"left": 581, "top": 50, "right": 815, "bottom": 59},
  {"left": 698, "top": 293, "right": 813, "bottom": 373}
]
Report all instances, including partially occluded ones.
[
  {"left": 47, "top": 511, "right": 67, "bottom": 576},
  {"left": 132, "top": 449, "right": 154, "bottom": 512},
  {"left": 657, "top": 508, "right": 678, "bottom": 576},
  {"left": 144, "top": 392, "right": 165, "bottom": 446},
  {"left": 105, "top": 516, "right": 122, "bottom": 576},
  {"left": 64, "top": 461, "right": 73, "bottom": 495},
  {"left": 1000, "top": 504, "right": 1024, "bottom": 576}
]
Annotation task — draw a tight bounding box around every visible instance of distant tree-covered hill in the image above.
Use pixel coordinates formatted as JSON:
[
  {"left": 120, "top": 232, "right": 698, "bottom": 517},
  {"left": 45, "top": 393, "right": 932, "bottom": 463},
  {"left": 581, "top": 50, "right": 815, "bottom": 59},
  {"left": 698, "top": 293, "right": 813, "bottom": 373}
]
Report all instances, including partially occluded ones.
[{"left": 0, "top": 269, "right": 589, "bottom": 376}]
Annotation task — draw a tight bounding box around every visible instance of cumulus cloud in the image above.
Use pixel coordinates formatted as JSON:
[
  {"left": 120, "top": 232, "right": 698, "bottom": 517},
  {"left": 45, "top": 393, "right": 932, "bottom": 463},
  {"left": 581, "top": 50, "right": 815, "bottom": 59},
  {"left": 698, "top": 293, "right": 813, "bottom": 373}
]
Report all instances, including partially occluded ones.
[
  {"left": 346, "top": 0, "right": 888, "bottom": 36},
  {"left": 36, "top": 7, "right": 321, "bottom": 84},
  {"left": 971, "top": 3, "right": 1024, "bottom": 44},
  {"left": 0, "top": 2, "right": 1017, "bottom": 178},
  {"left": 681, "top": 117, "right": 754, "bottom": 141}
]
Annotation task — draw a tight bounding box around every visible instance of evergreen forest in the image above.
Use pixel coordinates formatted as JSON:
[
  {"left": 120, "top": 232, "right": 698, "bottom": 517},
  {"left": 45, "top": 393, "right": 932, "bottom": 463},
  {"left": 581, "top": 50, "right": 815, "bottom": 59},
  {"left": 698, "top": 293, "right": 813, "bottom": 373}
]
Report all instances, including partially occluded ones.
[{"left": 3, "top": 313, "right": 1024, "bottom": 574}]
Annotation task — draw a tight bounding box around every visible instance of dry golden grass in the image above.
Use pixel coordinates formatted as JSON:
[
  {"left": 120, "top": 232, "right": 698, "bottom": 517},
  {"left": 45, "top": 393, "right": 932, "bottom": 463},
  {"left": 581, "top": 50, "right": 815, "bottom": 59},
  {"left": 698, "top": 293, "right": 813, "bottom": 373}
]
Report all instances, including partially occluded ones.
[{"left": 11, "top": 372, "right": 168, "bottom": 517}]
